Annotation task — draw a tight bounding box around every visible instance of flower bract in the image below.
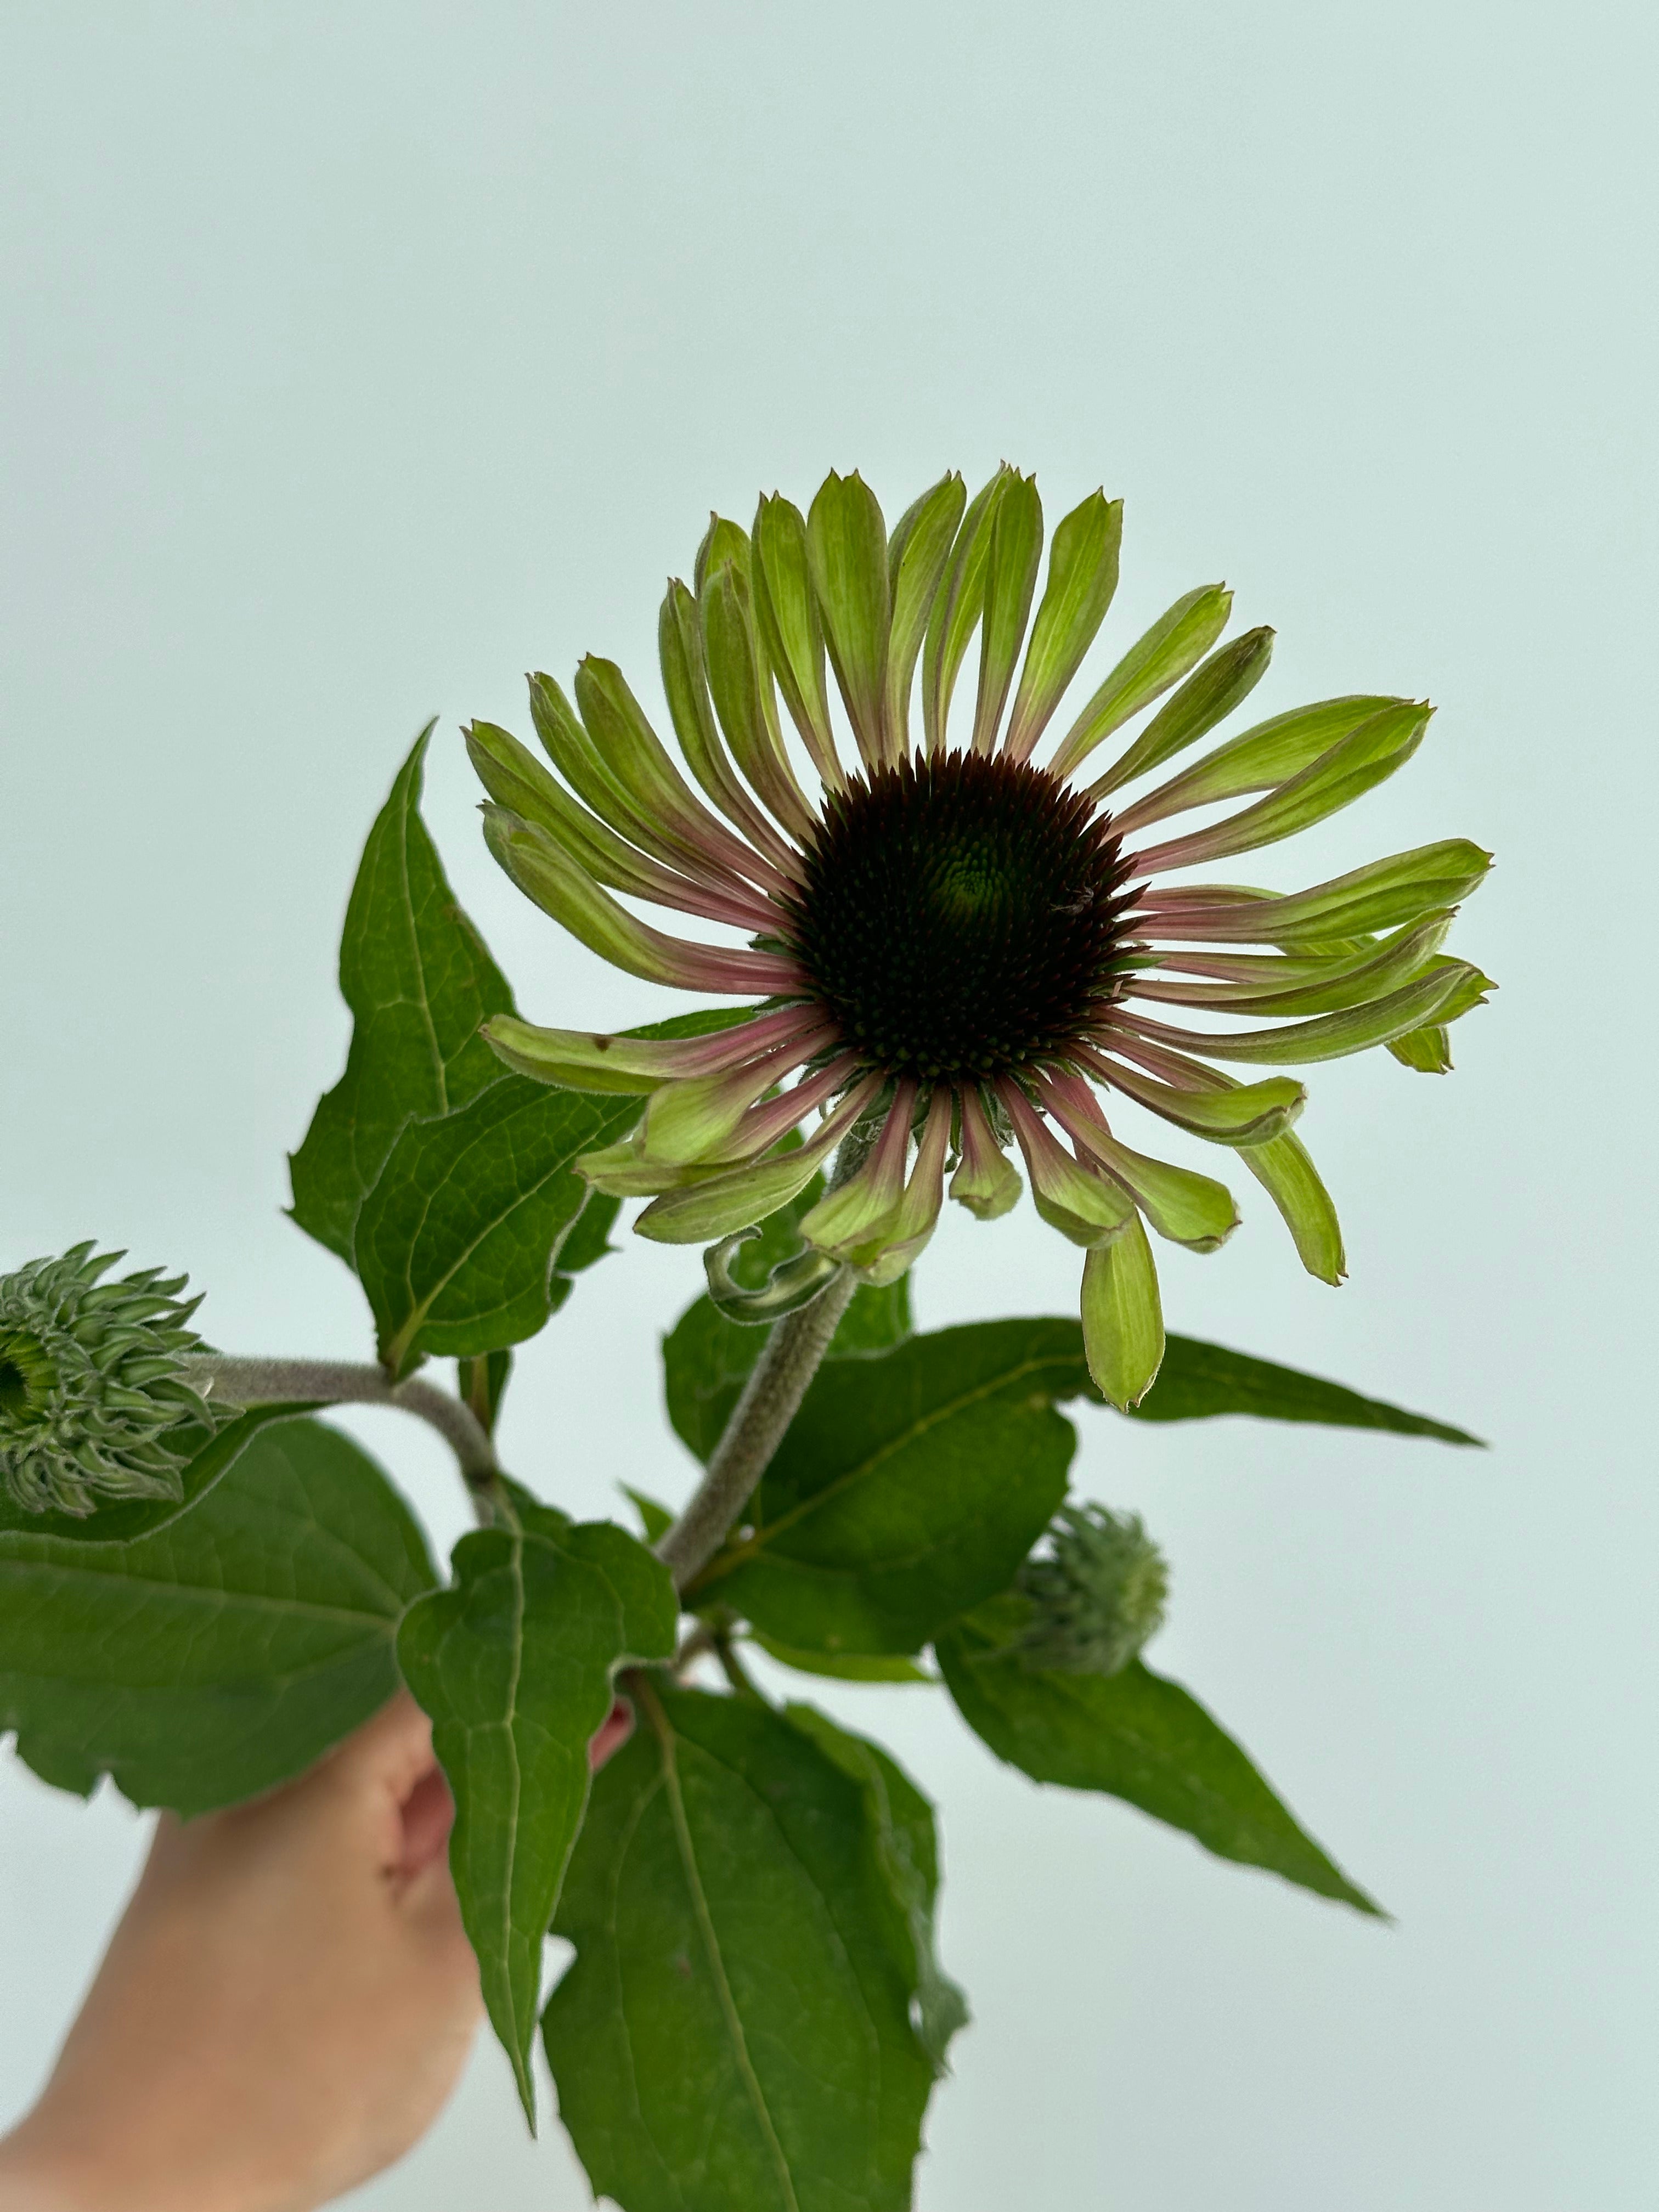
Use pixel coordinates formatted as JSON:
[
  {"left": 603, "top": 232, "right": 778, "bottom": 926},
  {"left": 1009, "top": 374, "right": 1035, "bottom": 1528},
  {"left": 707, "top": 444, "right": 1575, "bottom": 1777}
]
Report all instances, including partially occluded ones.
[
  {"left": 470, "top": 467, "right": 1493, "bottom": 1403},
  {"left": 0, "top": 1245, "right": 214, "bottom": 1517}
]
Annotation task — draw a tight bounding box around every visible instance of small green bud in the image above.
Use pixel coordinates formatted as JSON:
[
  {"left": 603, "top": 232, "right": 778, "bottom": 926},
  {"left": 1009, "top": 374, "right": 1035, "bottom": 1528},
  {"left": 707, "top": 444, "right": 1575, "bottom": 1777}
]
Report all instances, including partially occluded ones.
[
  {"left": 1015, "top": 1502, "right": 1169, "bottom": 1675},
  {"left": 0, "top": 1244, "right": 215, "bottom": 1518}
]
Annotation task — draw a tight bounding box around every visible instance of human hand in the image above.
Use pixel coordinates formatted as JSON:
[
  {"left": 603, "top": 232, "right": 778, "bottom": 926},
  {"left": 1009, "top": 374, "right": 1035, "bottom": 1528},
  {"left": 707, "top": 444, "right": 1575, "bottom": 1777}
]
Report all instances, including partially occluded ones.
[{"left": 0, "top": 1694, "right": 482, "bottom": 2212}]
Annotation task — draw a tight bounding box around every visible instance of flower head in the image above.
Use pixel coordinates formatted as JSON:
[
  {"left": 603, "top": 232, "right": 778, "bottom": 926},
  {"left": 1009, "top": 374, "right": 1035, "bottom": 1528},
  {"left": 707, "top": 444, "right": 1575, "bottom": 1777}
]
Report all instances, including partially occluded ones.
[
  {"left": 470, "top": 467, "right": 1492, "bottom": 1403},
  {"left": 0, "top": 1245, "right": 213, "bottom": 1517},
  {"left": 1016, "top": 1502, "right": 1169, "bottom": 1676}
]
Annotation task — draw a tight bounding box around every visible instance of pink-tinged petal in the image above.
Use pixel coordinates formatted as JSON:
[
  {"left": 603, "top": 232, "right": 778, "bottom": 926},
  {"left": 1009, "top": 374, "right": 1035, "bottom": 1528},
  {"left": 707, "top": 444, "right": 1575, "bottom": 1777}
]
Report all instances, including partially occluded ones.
[
  {"left": 797, "top": 1082, "right": 918, "bottom": 1261},
  {"left": 577, "top": 654, "right": 805, "bottom": 899},
  {"left": 483, "top": 806, "right": 805, "bottom": 996},
  {"left": 709, "top": 1054, "right": 864, "bottom": 1165},
  {"left": 699, "top": 556, "right": 823, "bottom": 844},
  {"left": 1126, "top": 703, "right": 1430, "bottom": 878},
  {"left": 1080, "top": 1219, "right": 1165, "bottom": 1409},
  {"left": 660, "top": 577, "right": 811, "bottom": 878},
  {"left": 949, "top": 1086, "right": 1023, "bottom": 1221},
  {"left": 1108, "top": 962, "right": 1492, "bottom": 1067},
  {"left": 1077, "top": 1036, "right": 1306, "bottom": 1147},
  {"left": 530, "top": 669, "right": 789, "bottom": 904},
  {"left": 1037, "top": 1073, "right": 1239, "bottom": 1252},
  {"left": 857, "top": 1088, "right": 955, "bottom": 1285},
  {"left": 998, "top": 1084, "right": 1136, "bottom": 1248},
  {"left": 484, "top": 1002, "right": 821, "bottom": 1096},
  {"left": 465, "top": 720, "right": 776, "bottom": 932},
  {"left": 641, "top": 1024, "right": 838, "bottom": 1165},
  {"left": 632, "top": 1077, "right": 882, "bottom": 1244}
]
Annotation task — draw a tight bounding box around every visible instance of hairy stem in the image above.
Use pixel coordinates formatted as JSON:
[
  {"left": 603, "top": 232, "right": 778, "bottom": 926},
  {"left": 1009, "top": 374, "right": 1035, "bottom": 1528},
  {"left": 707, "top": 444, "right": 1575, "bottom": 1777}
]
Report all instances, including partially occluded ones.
[
  {"left": 655, "top": 1264, "right": 856, "bottom": 1589},
  {"left": 184, "top": 1355, "right": 502, "bottom": 1520}
]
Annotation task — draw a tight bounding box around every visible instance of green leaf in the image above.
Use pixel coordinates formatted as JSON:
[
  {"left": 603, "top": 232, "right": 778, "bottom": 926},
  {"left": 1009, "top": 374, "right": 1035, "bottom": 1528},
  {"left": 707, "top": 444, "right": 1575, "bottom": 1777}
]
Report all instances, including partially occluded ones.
[
  {"left": 687, "top": 1320, "right": 1079, "bottom": 1655},
  {"left": 354, "top": 1081, "right": 641, "bottom": 1377},
  {"left": 0, "top": 1418, "right": 436, "bottom": 1815},
  {"left": 622, "top": 1483, "right": 676, "bottom": 1544},
  {"left": 0, "top": 1403, "right": 307, "bottom": 1547},
  {"left": 749, "top": 1633, "right": 934, "bottom": 1685},
  {"left": 935, "top": 1598, "right": 1379, "bottom": 1912},
  {"left": 782, "top": 1703, "right": 967, "bottom": 2070},
  {"left": 398, "top": 1506, "right": 677, "bottom": 2123},
  {"left": 290, "top": 730, "right": 515, "bottom": 1263},
  {"left": 1131, "top": 1334, "right": 1481, "bottom": 1442},
  {"left": 543, "top": 1682, "right": 938, "bottom": 2212}
]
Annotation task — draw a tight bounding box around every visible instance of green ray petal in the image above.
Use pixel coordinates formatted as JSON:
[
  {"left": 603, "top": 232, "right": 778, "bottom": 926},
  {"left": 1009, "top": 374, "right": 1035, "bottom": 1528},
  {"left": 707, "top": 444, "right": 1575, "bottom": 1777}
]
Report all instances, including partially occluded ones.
[
  {"left": 1080, "top": 1218, "right": 1165, "bottom": 1409},
  {"left": 1049, "top": 583, "right": 1232, "bottom": 781}
]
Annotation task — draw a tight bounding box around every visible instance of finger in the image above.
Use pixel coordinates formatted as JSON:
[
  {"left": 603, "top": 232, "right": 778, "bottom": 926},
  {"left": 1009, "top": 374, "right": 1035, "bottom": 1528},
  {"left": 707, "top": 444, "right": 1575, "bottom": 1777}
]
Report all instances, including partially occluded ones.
[
  {"left": 323, "top": 1689, "right": 436, "bottom": 1801},
  {"left": 395, "top": 1764, "right": 455, "bottom": 1885}
]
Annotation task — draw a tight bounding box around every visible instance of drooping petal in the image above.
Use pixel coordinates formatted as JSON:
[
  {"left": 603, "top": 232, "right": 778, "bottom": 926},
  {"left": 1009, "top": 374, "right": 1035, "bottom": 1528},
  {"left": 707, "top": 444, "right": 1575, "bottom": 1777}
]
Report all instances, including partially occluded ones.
[
  {"left": 633, "top": 1079, "right": 881, "bottom": 1244},
  {"left": 1386, "top": 1024, "right": 1454, "bottom": 1074},
  {"left": 1000, "top": 1085, "right": 1137, "bottom": 1248},
  {"left": 1110, "top": 693, "right": 1407, "bottom": 834},
  {"left": 1130, "top": 701, "right": 1432, "bottom": 876},
  {"left": 807, "top": 470, "right": 890, "bottom": 769},
  {"left": 1115, "top": 960, "right": 1493, "bottom": 1065},
  {"left": 1238, "top": 1127, "right": 1347, "bottom": 1284},
  {"left": 641, "top": 1024, "right": 837, "bottom": 1165},
  {"left": 797, "top": 1082, "right": 916, "bottom": 1262},
  {"left": 949, "top": 1086, "right": 1024, "bottom": 1220},
  {"left": 1047, "top": 583, "right": 1232, "bottom": 781},
  {"left": 1040, "top": 1074, "right": 1239, "bottom": 1252},
  {"left": 481, "top": 1004, "right": 802, "bottom": 1094},
  {"left": 750, "top": 494, "right": 844, "bottom": 788},
  {"left": 923, "top": 466, "right": 1013, "bottom": 754},
  {"left": 1080, "top": 1216, "right": 1165, "bottom": 1409},
  {"left": 658, "top": 579, "right": 808, "bottom": 874},
  {"left": 857, "top": 1088, "right": 955, "bottom": 1285},
  {"left": 1001, "top": 490, "right": 1124, "bottom": 764},
  {"left": 482, "top": 807, "right": 803, "bottom": 996},
  {"left": 1128, "top": 914, "right": 1456, "bottom": 1017},
  {"left": 706, "top": 1053, "right": 864, "bottom": 1164},
  {"left": 1079, "top": 1039, "right": 1306, "bottom": 1147},
  {"left": 699, "top": 558, "right": 822, "bottom": 844},
  {"left": 1137, "top": 839, "right": 1494, "bottom": 945},
  {"left": 882, "top": 473, "right": 966, "bottom": 760},
  {"left": 1086, "top": 627, "right": 1274, "bottom": 798},
  {"left": 970, "top": 471, "right": 1043, "bottom": 755}
]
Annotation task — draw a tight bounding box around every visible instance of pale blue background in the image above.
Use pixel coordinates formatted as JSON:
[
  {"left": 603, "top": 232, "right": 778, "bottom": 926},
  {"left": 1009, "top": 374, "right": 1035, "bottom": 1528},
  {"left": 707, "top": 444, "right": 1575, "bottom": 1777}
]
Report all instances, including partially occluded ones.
[{"left": 2, "top": 4, "right": 1653, "bottom": 2205}]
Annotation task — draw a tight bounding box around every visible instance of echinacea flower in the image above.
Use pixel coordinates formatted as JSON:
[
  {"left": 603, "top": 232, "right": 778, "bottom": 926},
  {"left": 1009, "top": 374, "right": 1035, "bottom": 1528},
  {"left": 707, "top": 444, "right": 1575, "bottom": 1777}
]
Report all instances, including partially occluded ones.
[
  {"left": 0, "top": 1245, "right": 213, "bottom": 1516},
  {"left": 468, "top": 467, "right": 1492, "bottom": 1404}
]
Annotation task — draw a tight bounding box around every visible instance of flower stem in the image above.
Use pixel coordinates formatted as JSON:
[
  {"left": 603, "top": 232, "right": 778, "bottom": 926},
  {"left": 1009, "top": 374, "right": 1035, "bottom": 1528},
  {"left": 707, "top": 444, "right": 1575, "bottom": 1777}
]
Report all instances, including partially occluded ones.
[
  {"left": 183, "top": 1356, "right": 503, "bottom": 1522},
  {"left": 654, "top": 1263, "right": 856, "bottom": 1589}
]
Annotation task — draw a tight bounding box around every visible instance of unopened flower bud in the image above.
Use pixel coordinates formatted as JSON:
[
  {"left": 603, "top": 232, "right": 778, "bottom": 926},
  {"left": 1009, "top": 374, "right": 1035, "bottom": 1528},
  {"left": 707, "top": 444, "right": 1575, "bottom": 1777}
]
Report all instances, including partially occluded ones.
[
  {"left": 0, "top": 1245, "right": 215, "bottom": 1517},
  {"left": 1016, "top": 1502, "right": 1169, "bottom": 1675}
]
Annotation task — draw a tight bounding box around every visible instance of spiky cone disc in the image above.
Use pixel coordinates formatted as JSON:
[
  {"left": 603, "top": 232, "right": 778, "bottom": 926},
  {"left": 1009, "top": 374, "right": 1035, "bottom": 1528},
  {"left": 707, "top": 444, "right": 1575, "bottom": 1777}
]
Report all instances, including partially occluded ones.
[
  {"left": 0, "top": 1244, "right": 215, "bottom": 1517},
  {"left": 470, "top": 467, "right": 1494, "bottom": 1404},
  {"left": 1016, "top": 1503, "right": 1170, "bottom": 1676}
]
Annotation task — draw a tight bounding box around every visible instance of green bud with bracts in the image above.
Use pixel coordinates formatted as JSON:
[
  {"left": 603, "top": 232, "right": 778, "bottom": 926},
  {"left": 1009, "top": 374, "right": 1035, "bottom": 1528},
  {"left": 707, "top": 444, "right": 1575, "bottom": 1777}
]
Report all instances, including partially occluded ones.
[
  {"left": 0, "top": 1245, "right": 216, "bottom": 1517},
  {"left": 1015, "top": 1502, "right": 1170, "bottom": 1677}
]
